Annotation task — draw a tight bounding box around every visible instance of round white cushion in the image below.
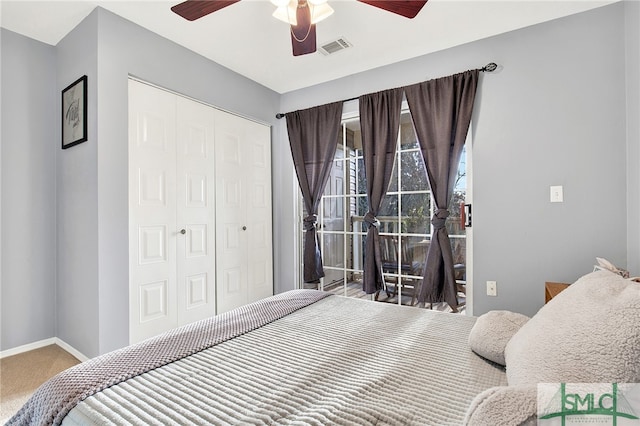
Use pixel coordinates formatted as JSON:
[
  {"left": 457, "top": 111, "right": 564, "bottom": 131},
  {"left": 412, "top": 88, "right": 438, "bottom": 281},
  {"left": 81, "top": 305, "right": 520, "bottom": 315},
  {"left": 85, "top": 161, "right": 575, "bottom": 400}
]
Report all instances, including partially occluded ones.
[
  {"left": 468, "top": 310, "right": 530, "bottom": 366},
  {"left": 463, "top": 385, "right": 537, "bottom": 426}
]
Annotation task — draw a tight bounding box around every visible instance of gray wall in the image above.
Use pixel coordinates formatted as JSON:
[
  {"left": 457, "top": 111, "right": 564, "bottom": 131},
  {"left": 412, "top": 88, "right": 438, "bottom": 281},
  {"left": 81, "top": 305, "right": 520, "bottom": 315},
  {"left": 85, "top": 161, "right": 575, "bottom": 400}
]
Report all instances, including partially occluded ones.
[
  {"left": 55, "top": 12, "right": 100, "bottom": 357},
  {"left": 84, "top": 8, "right": 279, "bottom": 356},
  {"left": 626, "top": 1, "right": 640, "bottom": 275},
  {"left": 471, "top": 3, "right": 627, "bottom": 316},
  {"left": 1, "top": 30, "right": 57, "bottom": 350},
  {"left": 1, "top": 8, "right": 279, "bottom": 356},
  {"left": 278, "top": 2, "right": 635, "bottom": 317}
]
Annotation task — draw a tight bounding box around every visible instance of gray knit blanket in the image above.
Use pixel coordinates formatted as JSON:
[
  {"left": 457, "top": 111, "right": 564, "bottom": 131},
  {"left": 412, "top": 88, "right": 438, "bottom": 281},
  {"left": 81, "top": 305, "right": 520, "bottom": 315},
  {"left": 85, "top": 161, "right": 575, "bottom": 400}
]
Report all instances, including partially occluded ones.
[{"left": 6, "top": 290, "right": 332, "bottom": 426}]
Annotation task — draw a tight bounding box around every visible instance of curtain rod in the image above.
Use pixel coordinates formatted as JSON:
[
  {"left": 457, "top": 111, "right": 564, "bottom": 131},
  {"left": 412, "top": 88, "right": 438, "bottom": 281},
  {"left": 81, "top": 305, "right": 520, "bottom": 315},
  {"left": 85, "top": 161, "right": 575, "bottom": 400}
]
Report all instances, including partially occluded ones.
[{"left": 275, "top": 62, "right": 498, "bottom": 119}]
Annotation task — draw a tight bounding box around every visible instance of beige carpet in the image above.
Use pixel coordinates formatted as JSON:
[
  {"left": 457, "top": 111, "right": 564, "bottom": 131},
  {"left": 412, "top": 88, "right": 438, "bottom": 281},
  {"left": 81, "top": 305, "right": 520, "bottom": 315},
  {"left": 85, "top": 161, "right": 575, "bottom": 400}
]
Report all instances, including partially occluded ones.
[{"left": 0, "top": 344, "right": 80, "bottom": 423}]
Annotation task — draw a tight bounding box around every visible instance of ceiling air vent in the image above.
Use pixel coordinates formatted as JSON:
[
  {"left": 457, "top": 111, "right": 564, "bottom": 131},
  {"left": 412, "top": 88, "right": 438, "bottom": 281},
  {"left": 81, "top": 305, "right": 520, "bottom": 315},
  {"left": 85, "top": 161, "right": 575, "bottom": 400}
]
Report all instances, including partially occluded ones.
[{"left": 319, "top": 37, "right": 352, "bottom": 56}]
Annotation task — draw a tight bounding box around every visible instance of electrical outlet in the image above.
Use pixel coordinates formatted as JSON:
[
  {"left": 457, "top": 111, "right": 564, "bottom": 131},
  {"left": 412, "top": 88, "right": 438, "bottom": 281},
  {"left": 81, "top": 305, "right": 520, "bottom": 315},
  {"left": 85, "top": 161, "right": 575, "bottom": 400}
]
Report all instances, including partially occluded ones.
[{"left": 486, "top": 281, "right": 497, "bottom": 296}]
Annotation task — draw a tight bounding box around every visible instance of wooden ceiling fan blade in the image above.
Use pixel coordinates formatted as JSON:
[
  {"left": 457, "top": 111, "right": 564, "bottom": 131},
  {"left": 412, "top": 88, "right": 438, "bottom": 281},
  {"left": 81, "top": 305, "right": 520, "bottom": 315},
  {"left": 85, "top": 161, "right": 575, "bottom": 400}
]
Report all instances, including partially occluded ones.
[
  {"left": 171, "top": 0, "right": 241, "bottom": 21},
  {"left": 356, "top": 0, "right": 428, "bottom": 19},
  {"left": 291, "top": 24, "right": 317, "bottom": 56}
]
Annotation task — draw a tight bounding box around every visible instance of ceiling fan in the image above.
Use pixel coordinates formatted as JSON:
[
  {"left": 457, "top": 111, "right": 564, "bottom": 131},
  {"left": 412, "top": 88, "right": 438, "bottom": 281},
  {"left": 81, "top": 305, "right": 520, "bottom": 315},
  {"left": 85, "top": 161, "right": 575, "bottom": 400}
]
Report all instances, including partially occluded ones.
[{"left": 171, "top": 0, "right": 428, "bottom": 56}]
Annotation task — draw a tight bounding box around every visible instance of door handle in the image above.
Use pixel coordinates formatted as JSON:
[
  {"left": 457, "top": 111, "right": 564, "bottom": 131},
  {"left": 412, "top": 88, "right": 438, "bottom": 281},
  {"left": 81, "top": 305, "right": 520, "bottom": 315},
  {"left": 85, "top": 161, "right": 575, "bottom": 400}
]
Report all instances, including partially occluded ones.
[
  {"left": 242, "top": 226, "right": 247, "bottom": 231},
  {"left": 180, "top": 229, "right": 186, "bottom": 235}
]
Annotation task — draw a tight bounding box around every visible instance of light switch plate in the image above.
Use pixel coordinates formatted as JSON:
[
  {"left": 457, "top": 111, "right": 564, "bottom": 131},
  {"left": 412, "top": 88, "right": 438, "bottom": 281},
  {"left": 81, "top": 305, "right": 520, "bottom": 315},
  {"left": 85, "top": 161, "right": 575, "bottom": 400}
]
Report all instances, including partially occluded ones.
[
  {"left": 550, "top": 185, "right": 563, "bottom": 203},
  {"left": 486, "top": 281, "right": 497, "bottom": 296}
]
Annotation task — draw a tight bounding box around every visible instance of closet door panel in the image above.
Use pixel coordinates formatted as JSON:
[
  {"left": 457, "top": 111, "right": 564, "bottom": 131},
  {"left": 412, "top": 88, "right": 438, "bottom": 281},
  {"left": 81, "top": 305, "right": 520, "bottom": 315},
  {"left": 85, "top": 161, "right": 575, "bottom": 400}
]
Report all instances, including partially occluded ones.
[
  {"left": 176, "top": 97, "right": 216, "bottom": 326},
  {"left": 215, "top": 113, "right": 248, "bottom": 313},
  {"left": 245, "top": 122, "right": 273, "bottom": 303},
  {"left": 215, "top": 111, "right": 272, "bottom": 313},
  {"left": 129, "top": 80, "right": 178, "bottom": 344}
]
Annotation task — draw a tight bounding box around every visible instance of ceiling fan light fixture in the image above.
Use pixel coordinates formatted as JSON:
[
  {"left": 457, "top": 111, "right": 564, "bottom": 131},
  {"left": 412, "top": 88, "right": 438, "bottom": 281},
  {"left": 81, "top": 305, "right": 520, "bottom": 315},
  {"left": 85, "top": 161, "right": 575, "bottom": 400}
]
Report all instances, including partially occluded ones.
[
  {"left": 272, "top": 2, "right": 298, "bottom": 26},
  {"left": 310, "top": 3, "right": 334, "bottom": 24},
  {"left": 272, "top": 0, "right": 333, "bottom": 26}
]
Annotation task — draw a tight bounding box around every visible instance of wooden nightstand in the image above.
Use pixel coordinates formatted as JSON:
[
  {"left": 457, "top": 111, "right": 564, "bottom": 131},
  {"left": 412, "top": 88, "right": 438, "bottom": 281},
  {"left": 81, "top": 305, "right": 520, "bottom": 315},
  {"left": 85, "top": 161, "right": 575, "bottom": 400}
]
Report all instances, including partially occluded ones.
[{"left": 545, "top": 282, "right": 570, "bottom": 303}]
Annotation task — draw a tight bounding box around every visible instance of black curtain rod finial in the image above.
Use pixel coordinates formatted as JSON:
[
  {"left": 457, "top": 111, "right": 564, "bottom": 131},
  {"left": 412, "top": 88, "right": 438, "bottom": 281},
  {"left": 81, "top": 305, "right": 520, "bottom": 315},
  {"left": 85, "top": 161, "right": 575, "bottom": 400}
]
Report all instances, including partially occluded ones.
[
  {"left": 482, "top": 62, "right": 498, "bottom": 72},
  {"left": 276, "top": 113, "right": 285, "bottom": 119}
]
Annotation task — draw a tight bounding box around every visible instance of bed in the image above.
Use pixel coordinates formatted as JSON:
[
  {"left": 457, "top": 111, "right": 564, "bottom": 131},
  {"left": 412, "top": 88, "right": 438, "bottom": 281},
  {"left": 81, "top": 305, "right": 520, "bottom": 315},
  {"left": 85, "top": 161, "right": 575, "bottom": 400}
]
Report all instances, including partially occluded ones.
[
  {"left": 7, "top": 290, "right": 507, "bottom": 426},
  {"left": 10, "top": 270, "right": 639, "bottom": 426}
]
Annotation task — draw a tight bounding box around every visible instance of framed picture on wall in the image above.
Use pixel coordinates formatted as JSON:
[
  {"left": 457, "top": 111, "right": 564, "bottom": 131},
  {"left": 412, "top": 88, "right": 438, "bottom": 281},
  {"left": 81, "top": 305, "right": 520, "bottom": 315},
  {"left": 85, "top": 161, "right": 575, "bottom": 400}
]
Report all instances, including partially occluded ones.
[{"left": 61, "top": 75, "right": 88, "bottom": 149}]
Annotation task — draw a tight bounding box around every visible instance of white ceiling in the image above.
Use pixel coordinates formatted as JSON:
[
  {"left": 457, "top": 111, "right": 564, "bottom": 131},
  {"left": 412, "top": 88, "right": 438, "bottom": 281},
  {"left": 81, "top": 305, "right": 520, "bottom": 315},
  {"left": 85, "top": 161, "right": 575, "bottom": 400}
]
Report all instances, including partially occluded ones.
[{"left": 1, "top": 0, "right": 617, "bottom": 93}]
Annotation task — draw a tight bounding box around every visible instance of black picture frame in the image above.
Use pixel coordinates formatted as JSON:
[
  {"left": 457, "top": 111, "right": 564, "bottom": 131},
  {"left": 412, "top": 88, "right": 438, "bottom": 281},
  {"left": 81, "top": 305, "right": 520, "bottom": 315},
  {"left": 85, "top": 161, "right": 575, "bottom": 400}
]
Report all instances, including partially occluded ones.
[{"left": 61, "top": 75, "right": 88, "bottom": 149}]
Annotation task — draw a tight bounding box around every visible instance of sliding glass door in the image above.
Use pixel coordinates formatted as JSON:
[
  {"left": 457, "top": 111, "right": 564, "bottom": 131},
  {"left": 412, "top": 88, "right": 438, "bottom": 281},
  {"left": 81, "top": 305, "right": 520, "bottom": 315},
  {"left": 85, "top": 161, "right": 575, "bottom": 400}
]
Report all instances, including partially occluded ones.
[{"left": 312, "top": 108, "right": 468, "bottom": 306}]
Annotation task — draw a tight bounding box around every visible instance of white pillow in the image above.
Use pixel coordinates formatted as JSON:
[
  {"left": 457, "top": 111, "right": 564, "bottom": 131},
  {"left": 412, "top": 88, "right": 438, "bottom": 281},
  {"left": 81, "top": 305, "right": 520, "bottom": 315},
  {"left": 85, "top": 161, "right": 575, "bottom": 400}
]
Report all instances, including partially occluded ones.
[
  {"left": 463, "top": 385, "right": 537, "bottom": 426},
  {"left": 468, "top": 310, "right": 529, "bottom": 366},
  {"left": 505, "top": 270, "right": 640, "bottom": 385}
]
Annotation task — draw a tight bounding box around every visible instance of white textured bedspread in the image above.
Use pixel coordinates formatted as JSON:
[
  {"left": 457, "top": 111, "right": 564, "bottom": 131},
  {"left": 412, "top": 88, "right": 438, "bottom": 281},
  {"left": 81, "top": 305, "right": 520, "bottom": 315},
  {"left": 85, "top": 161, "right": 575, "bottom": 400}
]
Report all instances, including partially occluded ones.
[{"left": 63, "top": 295, "right": 506, "bottom": 425}]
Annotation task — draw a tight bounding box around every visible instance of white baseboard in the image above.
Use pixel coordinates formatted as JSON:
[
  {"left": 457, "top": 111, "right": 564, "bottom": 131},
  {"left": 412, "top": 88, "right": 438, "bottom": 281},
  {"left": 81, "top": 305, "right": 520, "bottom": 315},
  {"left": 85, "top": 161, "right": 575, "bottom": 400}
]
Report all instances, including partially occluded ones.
[
  {"left": 54, "top": 338, "right": 89, "bottom": 362},
  {"left": 0, "top": 337, "right": 89, "bottom": 362},
  {"left": 0, "top": 338, "right": 56, "bottom": 359}
]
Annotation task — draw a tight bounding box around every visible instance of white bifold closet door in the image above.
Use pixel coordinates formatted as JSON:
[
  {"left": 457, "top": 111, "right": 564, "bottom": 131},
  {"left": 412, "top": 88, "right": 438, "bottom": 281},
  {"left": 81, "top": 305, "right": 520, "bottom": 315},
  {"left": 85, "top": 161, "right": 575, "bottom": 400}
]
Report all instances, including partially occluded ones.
[
  {"left": 214, "top": 112, "right": 273, "bottom": 314},
  {"left": 128, "top": 79, "right": 273, "bottom": 344},
  {"left": 129, "top": 80, "right": 216, "bottom": 344}
]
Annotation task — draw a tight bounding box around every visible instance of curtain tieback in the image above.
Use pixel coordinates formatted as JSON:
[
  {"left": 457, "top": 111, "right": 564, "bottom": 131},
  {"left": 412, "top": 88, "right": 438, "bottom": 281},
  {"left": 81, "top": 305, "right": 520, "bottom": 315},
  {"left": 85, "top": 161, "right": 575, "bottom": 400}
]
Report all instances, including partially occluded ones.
[
  {"left": 431, "top": 209, "right": 449, "bottom": 230},
  {"left": 303, "top": 214, "right": 318, "bottom": 231},
  {"left": 364, "top": 212, "right": 380, "bottom": 228}
]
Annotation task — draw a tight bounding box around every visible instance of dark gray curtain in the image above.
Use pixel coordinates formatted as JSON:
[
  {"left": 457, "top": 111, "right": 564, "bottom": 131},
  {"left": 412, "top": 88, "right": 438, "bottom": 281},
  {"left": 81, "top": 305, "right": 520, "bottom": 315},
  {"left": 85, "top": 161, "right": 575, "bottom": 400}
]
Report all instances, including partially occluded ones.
[
  {"left": 404, "top": 70, "right": 479, "bottom": 311},
  {"left": 359, "top": 88, "right": 404, "bottom": 294},
  {"left": 286, "top": 102, "right": 344, "bottom": 283}
]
